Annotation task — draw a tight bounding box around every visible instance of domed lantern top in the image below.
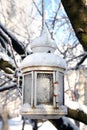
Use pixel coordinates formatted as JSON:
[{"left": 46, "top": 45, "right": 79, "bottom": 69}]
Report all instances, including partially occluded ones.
[
  {"left": 30, "top": 27, "right": 57, "bottom": 53},
  {"left": 20, "top": 27, "right": 66, "bottom": 72}
]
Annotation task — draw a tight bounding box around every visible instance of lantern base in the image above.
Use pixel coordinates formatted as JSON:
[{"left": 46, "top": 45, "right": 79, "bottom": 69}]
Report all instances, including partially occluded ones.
[{"left": 21, "top": 104, "right": 67, "bottom": 119}]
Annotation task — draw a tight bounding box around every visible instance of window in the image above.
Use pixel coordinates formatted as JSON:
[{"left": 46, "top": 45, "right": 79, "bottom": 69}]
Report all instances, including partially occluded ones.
[
  {"left": 23, "top": 71, "right": 58, "bottom": 107},
  {"left": 35, "top": 72, "right": 54, "bottom": 105},
  {"left": 23, "top": 73, "right": 32, "bottom": 104}
]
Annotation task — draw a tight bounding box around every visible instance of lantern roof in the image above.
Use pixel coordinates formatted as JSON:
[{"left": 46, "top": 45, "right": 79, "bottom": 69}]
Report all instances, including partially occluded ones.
[
  {"left": 20, "top": 26, "right": 66, "bottom": 71},
  {"left": 30, "top": 26, "right": 57, "bottom": 53},
  {"left": 20, "top": 53, "right": 66, "bottom": 70}
]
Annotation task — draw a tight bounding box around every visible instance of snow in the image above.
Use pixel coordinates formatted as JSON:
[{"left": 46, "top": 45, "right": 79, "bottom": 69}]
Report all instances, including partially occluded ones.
[
  {"left": 4, "top": 116, "right": 80, "bottom": 130},
  {"left": 20, "top": 24, "right": 66, "bottom": 71},
  {"left": 65, "top": 101, "right": 79, "bottom": 110},
  {"left": 80, "top": 105, "right": 87, "bottom": 114},
  {"left": 62, "top": 116, "right": 80, "bottom": 130},
  {"left": 0, "top": 52, "right": 9, "bottom": 61},
  {"left": 0, "top": 115, "right": 56, "bottom": 130},
  {"left": 80, "top": 122, "right": 87, "bottom": 130},
  {"left": 0, "top": 52, "right": 14, "bottom": 66},
  {"left": 0, "top": 52, "right": 11, "bottom": 62},
  {"left": 38, "top": 120, "right": 57, "bottom": 130},
  {"left": 20, "top": 53, "right": 66, "bottom": 69},
  {"left": 21, "top": 103, "right": 32, "bottom": 112},
  {"left": 30, "top": 25, "right": 57, "bottom": 50},
  {"left": 7, "top": 116, "right": 23, "bottom": 130},
  {"left": 8, "top": 116, "right": 22, "bottom": 122},
  {"left": 24, "top": 124, "right": 32, "bottom": 130},
  {"left": 65, "top": 100, "right": 87, "bottom": 114}
]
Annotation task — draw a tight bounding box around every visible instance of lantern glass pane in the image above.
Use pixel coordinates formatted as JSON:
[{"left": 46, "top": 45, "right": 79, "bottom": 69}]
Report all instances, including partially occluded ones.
[
  {"left": 58, "top": 72, "right": 64, "bottom": 105},
  {"left": 37, "top": 73, "right": 53, "bottom": 105},
  {"left": 23, "top": 74, "right": 32, "bottom": 104}
]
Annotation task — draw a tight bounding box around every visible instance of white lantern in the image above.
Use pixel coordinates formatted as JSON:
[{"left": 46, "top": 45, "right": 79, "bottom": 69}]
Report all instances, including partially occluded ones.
[{"left": 20, "top": 28, "right": 67, "bottom": 119}]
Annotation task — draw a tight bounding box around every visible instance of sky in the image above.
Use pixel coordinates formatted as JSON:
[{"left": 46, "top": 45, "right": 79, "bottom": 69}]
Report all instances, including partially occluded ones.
[{"left": 35, "top": 0, "right": 78, "bottom": 46}]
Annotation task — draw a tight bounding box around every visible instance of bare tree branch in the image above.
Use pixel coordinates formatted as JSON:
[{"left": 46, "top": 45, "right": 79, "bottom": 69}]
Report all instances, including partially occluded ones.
[
  {"left": 32, "top": 0, "right": 51, "bottom": 37},
  {"left": 68, "top": 52, "right": 87, "bottom": 70},
  {"left": 75, "top": 53, "right": 87, "bottom": 69},
  {"left": 50, "top": 117, "right": 79, "bottom": 130},
  {"left": 0, "top": 58, "right": 15, "bottom": 74},
  {"left": 67, "top": 107, "right": 87, "bottom": 124},
  {"left": 0, "top": 36, "right": 11, "bottom": 56},
  {"left": 0, "top": 23, "right": 25, "bottom": 55},
  {"left": 50, "top": 104, "right": 87, "bottom": 130},
  {"left": 0, "top": 83, "right": 17, "bottom": 92},
  {"left": 51, "top": 2, "right": 61, "bottom": 38}
]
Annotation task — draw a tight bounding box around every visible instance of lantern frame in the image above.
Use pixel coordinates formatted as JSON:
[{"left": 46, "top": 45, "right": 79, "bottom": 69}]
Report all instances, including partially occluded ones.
[
  {"left": 21, "top": 68, "right": 67, "bottom": 119},
  {"left": 22, "top": 71, "right": 56, "bottom": 107}
]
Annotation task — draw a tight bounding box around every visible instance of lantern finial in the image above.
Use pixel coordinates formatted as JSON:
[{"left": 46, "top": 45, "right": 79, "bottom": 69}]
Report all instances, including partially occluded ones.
[{"left": 42, "top": 0, "right": 45, "bottom": 31}]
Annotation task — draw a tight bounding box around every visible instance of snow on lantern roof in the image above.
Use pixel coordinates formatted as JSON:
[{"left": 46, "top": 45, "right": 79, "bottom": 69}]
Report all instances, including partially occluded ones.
[
  {"left": 20, "top": 53, "right": 66, "bottom": 70},
  {"left": 30, "top": 26, "right": 57, "bottom": 53}
]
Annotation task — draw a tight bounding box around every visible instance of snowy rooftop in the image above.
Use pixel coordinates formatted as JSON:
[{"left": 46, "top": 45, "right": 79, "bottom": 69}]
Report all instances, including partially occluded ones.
[{"left": 20, "top": 53, "right": 66, "bottom": 69}]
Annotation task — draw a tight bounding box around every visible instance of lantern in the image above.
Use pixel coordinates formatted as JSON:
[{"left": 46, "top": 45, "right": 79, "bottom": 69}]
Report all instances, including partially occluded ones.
[{"left": 20, "top": 28, "right": 67, "bottom": 119}]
